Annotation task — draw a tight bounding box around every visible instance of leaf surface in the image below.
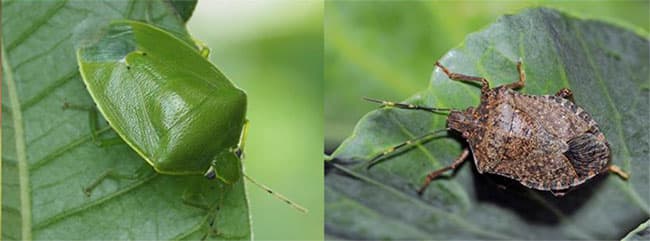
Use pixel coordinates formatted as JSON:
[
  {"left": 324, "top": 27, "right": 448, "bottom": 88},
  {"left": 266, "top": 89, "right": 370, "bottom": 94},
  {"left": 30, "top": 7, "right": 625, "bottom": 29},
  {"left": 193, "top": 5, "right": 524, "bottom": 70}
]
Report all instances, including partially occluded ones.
[
  {"left": 2, "top": 1, "right": 250, "bottom": 240},
  {"left": 623, "top": 219, "right": 650, "bottom": 241},
  {"left": 326, "top": 7, "right": 649, "bottom": 240}
]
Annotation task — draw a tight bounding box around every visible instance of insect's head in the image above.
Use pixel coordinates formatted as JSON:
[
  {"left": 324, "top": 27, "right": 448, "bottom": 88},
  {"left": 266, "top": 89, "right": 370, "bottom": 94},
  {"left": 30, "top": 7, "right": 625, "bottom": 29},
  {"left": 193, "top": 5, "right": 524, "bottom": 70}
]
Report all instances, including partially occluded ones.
[{"left": 447, "top": 107, "right": 478, "bottom": 138}]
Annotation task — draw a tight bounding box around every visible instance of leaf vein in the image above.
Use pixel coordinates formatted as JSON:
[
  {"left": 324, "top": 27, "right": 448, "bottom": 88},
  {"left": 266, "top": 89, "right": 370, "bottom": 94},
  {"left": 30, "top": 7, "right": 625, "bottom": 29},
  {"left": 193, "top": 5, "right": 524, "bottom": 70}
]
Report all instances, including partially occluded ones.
[
  {"left": 13, "top": 32, "right": 72, "bottom": 71},
  {"left": 3, "top": 42, "right": 32, "bottom": 240},
  {"left": 5, "top": 0, "right": 68, "bottom": 52},
  {"left": 29, "top": 126, "right": 112, "bottom": 171},
  {"left": 21, "top": 70, "right": 78, "bottom": 111},
  {"left": 333, "top": 163, "right": 513, "bottom": 239},
  {"left": 32, "top": 173, "right": 159, "bottom": 231}
]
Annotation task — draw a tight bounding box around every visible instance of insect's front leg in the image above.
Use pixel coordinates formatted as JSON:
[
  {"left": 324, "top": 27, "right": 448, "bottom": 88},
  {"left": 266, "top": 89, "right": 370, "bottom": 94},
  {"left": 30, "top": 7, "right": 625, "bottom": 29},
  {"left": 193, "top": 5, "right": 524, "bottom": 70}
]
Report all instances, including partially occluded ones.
[
  {"left": 181, "top": 180, "right": 227, "bottom": 240},
  {"left": 236, "top": 119, "right": 250, "bottom": 159},
  {"left": 366, "top": 129, "right": 449, "bottom": 169},
  {"left": 435, "top": 61, "right": 490, "bottom": 93},
  {"left": 191, "top": 38, "right": 211, "bottom": 58},
  {"left": 200, "top": 214, "right": 221, "bottom": 241},
  {"left": 555, "top": 88, "right": 575, "bottom": 103},
  {"left": 501, "top": 58, "right": 526, "bottom": 90},
  {"left": 181, "top": 189, "right": 211, "bottom": 210},
  {"left": 418, "top": 148, "right": 470, "bottom": 195}
]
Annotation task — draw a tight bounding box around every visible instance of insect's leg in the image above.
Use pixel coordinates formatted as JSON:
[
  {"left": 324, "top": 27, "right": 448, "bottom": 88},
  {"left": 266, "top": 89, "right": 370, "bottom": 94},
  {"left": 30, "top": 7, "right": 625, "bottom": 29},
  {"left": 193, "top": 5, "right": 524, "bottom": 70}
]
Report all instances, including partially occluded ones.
[
  {"left": 202, "top": 211, "right": 220, "bottom": 240},
  {"left": 183, "top": 186, "right": 221, "bottom": 239},
  {"left": 363, "top": 97, "right": 453, "bottom": 113},
  {"left": 62, "top": 103, "right": 123, "bottom": 147},
  {"left": 181, "top": 190, "right": 210, "bottom": 210},
  {"left": 502, "top": 58, "right": 526, "bottom": 90},
  {"left": 555, "top": 88, "right": 575, "bottom": 103},
  {"left": 417, "top": 148, "right": 470, "bottom": 195},
  {"left": 82, "top": 165, "right": 151, "bottom": 196},
  {"left": 192, "top": 38, "right": 211, "bottom": 58},
  {"left": 608, "top": 165, "right": 629, "bottom": 180},
  {"left": 366, "top": 129, "right": 449, "bottom": 169},
  {"left": 236, "top": 119, "right": 250, "bottom": 158},
  {"left": 435, "top": 61, "right": 490, "bottom": 93},
  {"left": 550, "top": 190, "right": 567, "bottom": 197}
]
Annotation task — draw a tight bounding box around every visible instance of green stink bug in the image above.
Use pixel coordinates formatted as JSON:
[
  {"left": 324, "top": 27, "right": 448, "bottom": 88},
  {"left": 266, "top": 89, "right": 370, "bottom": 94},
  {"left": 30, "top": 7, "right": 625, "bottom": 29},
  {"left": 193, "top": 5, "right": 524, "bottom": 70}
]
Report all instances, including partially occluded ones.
[{"left": 75, "top": 20, "right": 305, "bottom": 212}]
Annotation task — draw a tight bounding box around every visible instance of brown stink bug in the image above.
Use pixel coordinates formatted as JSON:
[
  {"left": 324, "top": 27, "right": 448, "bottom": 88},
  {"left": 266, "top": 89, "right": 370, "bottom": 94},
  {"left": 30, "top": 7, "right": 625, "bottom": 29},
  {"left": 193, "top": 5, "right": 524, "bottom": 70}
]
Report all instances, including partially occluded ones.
[{"left": 365, "top": 59, "right": 629, "bottom": 196}]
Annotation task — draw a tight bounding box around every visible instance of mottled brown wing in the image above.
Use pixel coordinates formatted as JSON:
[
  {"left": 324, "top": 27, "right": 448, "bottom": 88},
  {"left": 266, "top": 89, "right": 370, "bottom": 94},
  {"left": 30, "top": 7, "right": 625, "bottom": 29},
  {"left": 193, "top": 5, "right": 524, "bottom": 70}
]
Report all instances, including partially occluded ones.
[
  {"left": 495, "top": 133, "right": 610, "bottom": 191},
  {"left": 564, "top": 133, "right": 610, "bottom": 177},
  {"left": 490, "top": 152, "right": 579, "bottom": 190},
  {"left": 512, "top": 94, "right": 591, "bottom": 141}
]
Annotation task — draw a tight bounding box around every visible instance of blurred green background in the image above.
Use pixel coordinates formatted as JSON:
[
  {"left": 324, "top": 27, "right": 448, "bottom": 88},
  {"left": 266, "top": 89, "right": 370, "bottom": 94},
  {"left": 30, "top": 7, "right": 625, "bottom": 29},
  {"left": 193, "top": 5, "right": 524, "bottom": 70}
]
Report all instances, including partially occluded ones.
[
  {"left": 324, "top": 0, "right": 650, "bottom": 153},
  {"left": 187, "top": 1, "right": 322, "bottom": 240}
]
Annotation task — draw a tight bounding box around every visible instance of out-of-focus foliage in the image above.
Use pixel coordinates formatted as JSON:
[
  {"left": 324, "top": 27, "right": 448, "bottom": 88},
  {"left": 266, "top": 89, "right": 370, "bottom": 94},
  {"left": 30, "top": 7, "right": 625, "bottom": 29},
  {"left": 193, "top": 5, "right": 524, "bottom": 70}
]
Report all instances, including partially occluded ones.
[
  {"left": 188, "top": 1, "right": 323, "bottom": 240},
  {"left": 324, "top": 0, "right": 650, "bottom": 151}
]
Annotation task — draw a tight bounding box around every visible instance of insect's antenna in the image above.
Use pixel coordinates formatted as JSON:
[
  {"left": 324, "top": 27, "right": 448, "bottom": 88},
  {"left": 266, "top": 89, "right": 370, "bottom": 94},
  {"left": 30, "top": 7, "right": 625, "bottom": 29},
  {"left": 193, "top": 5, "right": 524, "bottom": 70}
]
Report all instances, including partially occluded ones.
[
  {"left": 243, "top": 174, "right": 308, "bottom": 213},
  {"left": 363, "top": 97, "right": 453, "bottom": 112},
  {"left": 366, "top": 129, "right": 449, "bottom": 169}
]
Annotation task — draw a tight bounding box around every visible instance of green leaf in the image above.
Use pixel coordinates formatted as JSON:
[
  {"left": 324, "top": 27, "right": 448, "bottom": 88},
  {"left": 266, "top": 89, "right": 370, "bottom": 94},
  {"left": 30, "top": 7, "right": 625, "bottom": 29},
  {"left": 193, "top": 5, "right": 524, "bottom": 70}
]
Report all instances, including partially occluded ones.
[
  {"left": 2, "top": 1, "right": 250, "bottom": 240},
  {"left": 327, "top": 7, "right": 649, "bottom": 240}
]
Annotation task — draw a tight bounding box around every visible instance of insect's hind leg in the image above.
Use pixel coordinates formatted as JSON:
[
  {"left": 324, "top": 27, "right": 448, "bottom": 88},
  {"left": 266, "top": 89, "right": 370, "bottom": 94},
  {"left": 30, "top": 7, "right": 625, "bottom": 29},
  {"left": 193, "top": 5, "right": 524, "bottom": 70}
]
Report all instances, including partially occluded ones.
[
  {"left": 418, "top": 148, "right": 470, "bottom": 195},
  {"left": 435, "top": 61, "right": 490, "bottom": 93},
  {"left": 62, "top": 102, "right": 123, "bottom": 147},
  {"left": 501, "top": 59, "right": 526, "bottom": 90},
  {"left": 608, "top": 165, "right": 629, "bottom": 180},
  {"left": 366, "top": 129, "right": 449, "bottom": 169}
]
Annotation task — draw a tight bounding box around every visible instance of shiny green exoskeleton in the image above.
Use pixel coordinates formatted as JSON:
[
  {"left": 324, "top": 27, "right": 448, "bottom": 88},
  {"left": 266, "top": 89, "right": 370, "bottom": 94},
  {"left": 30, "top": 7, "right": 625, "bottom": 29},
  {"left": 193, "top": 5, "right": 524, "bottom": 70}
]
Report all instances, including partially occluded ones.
[
  {"left": 77, "top": 20, "right": 246, "bottom": 183},
  {"left": 76, "top": 20, "right": 306, "bottom": 213}
]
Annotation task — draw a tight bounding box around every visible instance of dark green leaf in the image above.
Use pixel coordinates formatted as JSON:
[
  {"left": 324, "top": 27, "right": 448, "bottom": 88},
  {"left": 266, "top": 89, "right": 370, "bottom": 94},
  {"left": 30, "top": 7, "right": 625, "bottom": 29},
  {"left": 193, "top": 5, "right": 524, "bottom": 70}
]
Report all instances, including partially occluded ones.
[
  {"left": 623, "top": 219, "right": 650, "bottom": 241},
  {"left": 327, "top": 7, "right": 649, "bottom": 239},
  {"left": 2, "top": 0, "right": 250, "bottom": 240},
  {"left": 168, "top": 0, "right": 197, "bottom": 22}
]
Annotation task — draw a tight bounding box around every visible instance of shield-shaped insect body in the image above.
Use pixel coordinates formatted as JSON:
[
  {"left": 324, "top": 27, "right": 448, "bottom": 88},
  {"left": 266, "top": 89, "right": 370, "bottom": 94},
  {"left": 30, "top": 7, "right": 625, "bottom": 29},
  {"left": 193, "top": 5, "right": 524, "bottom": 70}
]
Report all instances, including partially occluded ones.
[
  {"left": 366, "top": 60, "right": 629, "bottom": 196},
  {"left": 77, "top": 20, "right": 246, "bottom": 183}
]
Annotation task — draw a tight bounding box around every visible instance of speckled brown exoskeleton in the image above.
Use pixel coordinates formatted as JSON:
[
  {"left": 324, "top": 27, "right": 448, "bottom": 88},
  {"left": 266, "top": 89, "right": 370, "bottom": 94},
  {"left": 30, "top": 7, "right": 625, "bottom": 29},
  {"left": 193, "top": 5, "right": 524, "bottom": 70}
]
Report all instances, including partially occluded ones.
[{"left": 365, "top": 60, "right": 629, "bottom": 196}]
